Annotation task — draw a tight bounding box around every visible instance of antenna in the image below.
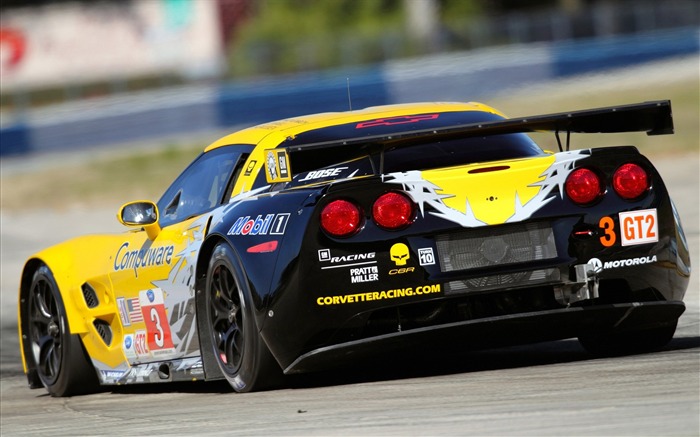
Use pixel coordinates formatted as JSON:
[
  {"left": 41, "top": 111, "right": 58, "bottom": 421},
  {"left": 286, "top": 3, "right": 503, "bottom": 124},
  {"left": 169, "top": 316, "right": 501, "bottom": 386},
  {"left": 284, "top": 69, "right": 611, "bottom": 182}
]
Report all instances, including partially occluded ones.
[{"left": 346, "top": 78, "right": 352, "bottom": 111}]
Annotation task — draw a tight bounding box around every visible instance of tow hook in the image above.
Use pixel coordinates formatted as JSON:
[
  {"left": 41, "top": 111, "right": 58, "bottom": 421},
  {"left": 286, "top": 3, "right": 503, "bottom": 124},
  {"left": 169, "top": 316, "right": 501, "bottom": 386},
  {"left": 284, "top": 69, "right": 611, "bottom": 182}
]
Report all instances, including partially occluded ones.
[{"left": 554, "top": 263, "right": 600, "bottom": 306}]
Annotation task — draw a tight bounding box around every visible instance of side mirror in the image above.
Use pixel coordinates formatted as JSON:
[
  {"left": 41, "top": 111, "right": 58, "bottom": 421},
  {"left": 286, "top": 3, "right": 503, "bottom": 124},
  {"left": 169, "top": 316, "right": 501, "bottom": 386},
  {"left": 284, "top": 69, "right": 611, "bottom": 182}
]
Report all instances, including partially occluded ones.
[{"left": 118, "top": 201, "right": 161, "bottom": 240}]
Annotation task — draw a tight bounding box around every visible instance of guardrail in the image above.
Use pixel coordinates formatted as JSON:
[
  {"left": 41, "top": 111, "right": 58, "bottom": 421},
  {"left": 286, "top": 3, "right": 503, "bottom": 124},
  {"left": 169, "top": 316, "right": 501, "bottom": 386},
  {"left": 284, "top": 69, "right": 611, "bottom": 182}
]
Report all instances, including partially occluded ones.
[{"left": 1, "top": 27, "right": 698, "bottom": 157}]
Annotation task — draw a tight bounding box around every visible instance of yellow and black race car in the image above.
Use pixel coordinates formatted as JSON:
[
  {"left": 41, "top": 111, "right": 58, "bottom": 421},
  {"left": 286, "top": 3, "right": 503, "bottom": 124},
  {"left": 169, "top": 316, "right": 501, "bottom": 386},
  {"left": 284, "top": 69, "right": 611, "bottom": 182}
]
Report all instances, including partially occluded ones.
[{"left": 19, "top": 100, "right": 690, "bottom": 396}]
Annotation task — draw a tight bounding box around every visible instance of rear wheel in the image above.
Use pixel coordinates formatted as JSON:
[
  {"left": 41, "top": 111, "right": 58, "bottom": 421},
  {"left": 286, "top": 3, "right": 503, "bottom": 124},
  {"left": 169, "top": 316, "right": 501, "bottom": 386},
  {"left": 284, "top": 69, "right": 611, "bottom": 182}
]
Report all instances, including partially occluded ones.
[
  {"left": 204, "top": 242, "right": 282, "bottom": 392},
  {"left": 24, "top": 265, "right": 99, "bottom": 396},
  {"left": 578, "top": 322, "right": 677, "bottom": 357}
]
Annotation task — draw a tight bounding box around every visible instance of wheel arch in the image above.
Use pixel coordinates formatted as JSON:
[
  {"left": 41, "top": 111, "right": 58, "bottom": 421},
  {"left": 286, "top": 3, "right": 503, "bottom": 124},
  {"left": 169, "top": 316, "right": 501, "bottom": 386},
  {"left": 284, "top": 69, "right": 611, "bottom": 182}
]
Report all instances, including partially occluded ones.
[
  {"left": 19, "top": 257, "right": 91, "bottom": 375},
  {"left": 194, "top": 233, "right": 229, "bottom": 381}
]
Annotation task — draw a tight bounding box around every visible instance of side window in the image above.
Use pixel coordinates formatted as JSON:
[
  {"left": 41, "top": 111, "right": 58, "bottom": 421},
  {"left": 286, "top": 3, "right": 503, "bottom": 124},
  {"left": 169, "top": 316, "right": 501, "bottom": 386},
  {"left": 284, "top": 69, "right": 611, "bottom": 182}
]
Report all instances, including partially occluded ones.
[{"left": 157, "top": 146, "right": 250, "bottom": 228}]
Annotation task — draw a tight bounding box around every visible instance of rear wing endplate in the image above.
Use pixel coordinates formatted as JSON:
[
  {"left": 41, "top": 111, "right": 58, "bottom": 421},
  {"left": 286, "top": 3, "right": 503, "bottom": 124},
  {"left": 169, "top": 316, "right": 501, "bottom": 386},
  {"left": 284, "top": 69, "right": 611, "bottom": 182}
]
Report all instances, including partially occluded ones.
[{"left": 285, "top": 100, "right": 673, "bottom": 153}]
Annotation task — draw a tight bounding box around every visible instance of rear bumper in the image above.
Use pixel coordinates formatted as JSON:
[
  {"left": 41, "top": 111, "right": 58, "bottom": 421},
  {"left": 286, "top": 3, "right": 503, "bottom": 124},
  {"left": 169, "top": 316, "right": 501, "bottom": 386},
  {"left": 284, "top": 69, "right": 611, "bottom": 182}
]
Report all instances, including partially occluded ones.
[{"left": 283, "top": 300, "right": 685, "bottom": 374}]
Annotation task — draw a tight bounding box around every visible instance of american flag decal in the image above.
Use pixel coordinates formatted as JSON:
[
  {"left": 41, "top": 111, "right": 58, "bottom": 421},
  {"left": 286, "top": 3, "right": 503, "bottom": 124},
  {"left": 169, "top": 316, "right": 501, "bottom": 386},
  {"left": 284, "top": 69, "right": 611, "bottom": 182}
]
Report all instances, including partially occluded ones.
[{"left": 127, "top": 298, "right": 143, "bottom": 323}]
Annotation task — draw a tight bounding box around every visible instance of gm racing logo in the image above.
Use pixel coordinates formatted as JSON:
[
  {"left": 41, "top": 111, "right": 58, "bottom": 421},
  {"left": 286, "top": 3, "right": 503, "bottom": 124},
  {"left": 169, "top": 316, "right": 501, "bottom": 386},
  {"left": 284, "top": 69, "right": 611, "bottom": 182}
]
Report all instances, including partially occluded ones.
[
  {"left": 227, "top": 213, "right": 290, "bottom": 236},
  {"left": 114, "top": 242, "right": 174, "bottom": 277}
]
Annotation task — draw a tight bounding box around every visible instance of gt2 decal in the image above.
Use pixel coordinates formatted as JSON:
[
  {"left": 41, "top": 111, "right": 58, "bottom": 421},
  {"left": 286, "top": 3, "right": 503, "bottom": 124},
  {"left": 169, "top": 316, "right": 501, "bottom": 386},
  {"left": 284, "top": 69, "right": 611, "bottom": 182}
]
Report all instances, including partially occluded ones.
[
  {"left": 227, "top": 213, "right": 290, "bottom": 236},
  {"left": 620, "top": 209, "right": 658, "bottom": 246},
  {"left": 598, "top": 209, "right": 658, "bottom": 247},
  {"left": 386, "top": 150, "right": 589, "bottom": 227},
  {"left": 316, "top": 284, "right": 442, "bottom": 306},
  {"left": 113, "top": 242, "right": 174, "bottom": 277}
]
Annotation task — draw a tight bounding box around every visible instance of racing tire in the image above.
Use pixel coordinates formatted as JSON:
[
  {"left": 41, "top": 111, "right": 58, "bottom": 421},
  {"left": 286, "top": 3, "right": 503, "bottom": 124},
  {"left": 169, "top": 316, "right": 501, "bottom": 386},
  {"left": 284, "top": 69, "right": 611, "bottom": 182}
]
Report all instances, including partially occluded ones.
[
  {"left": 578, "top": 322, "right": 677, "bottom": 357},
  {"left": 24, "top": 265, "right": 99, "bottom": 397},
  {"left": 204, "top": 242, "right": 283, "bottom": 393}
]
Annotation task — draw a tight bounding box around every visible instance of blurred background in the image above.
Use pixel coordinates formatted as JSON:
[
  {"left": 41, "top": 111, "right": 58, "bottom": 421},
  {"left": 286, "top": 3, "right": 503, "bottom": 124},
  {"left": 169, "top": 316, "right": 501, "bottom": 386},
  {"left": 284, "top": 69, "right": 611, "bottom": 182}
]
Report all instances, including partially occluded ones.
[{"left": 0, "top": 0, "right": 698, "bottom": 209}]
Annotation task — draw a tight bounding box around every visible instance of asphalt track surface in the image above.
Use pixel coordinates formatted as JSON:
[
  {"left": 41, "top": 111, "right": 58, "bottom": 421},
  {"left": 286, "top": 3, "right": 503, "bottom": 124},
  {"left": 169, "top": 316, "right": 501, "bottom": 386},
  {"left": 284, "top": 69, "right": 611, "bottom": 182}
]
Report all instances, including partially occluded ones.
[{"left": 1, "top": 153, "right": 698, "bottom": 436}]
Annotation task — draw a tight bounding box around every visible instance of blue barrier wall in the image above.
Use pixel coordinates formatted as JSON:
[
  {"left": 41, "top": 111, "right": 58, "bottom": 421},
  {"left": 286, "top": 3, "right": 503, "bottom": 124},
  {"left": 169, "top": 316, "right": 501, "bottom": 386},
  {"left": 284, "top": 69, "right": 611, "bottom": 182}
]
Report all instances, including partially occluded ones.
[
  {"left": 217, "top": 69, "right": 390, "bottom": 127},
  {"left": 1, "top": 27, "right": 697, "bottom": 157},
  {"left": 0, "top": 123, "right": 30, "bottom": 156}
]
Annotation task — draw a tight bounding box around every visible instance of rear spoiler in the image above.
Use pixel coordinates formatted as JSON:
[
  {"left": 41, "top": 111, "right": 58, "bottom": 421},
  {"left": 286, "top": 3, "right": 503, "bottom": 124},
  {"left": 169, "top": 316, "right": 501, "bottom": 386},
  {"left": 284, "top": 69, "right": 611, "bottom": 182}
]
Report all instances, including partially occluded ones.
[{"left": 285, "top": 100, "right": 673, "bottom": 153}]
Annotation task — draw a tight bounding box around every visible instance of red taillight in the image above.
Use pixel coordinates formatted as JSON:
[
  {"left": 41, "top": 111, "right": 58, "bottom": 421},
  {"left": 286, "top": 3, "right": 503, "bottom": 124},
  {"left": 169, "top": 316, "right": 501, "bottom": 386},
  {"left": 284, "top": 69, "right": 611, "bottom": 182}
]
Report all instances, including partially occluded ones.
[
  {"left": 320, "top": 199, "right": 362, "bottom": 237},
  {"left": 613, "top": 163, "right": 649, "bottom": 199},
  {"left": 565, "top": 168, "right": 602, "bottom": 205},
  {"left": 372, "top": 192, "right": 415, "bottom": 230}
]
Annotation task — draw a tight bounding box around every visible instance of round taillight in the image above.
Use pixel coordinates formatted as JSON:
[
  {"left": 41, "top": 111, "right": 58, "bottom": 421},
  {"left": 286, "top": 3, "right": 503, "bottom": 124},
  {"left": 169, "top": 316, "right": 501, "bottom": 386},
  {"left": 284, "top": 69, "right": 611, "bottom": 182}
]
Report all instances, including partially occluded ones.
[
  {"left": 320, "top": 199, "right": 362, "bottom": 237},
  {"left": 372, "top": 192, "right": 415, "bottom": 230},
  {"left": 565, "top": 168, "right": 602, "bottom": 205},
  {"left": 613, "top": 163, "right": 649, "bottom": 200}
]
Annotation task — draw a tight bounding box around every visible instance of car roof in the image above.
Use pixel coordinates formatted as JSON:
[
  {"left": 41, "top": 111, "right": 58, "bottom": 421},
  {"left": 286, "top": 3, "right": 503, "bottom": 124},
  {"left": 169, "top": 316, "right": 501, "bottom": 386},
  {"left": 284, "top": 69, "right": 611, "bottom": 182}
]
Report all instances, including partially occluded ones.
[{"left": 203, "top": 102, "right": 505, "bottom": 152}]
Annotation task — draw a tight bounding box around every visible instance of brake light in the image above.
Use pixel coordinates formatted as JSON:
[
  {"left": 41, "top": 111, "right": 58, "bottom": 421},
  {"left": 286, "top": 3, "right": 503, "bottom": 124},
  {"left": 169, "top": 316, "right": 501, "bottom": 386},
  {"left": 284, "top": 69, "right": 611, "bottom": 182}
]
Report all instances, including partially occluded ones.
[
  {"left": 320, "top": 199, "right": 362, "bottom": 237},
  {"left": 372, "top": 192, "right": 415, "bottom": 230},
  {"left": 613, "top": 163, "right": 649, "bottom": 199},
  {"left": 565, "top": 168, "right": 602, "bottom": 205}
]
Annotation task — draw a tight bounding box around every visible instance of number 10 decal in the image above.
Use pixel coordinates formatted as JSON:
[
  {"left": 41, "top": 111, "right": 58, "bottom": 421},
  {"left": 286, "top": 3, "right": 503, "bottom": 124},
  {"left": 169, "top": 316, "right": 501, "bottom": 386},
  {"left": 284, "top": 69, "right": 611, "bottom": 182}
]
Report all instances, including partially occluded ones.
[{"left": 140, "top": 288, "right": 175, "bottom": 356}]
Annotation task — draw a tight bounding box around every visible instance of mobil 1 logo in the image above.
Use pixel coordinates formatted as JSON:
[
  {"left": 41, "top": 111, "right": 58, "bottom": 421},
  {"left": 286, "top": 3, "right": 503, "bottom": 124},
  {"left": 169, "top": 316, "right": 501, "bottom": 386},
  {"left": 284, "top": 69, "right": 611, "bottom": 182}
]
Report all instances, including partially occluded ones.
[{"left": 228, "top": 213, "right": 290, "bottom": 236}]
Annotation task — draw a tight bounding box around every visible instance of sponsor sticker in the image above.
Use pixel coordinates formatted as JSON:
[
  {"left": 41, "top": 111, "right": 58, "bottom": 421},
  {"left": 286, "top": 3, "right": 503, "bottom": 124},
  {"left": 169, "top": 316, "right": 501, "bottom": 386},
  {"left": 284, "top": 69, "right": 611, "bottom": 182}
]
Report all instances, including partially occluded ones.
[
  {"left": 139, "top": 288, "right": 175, "bottom": 357},
  {"left": 264, "top": 149, "right": 291, "bottom": 183},
  {"left": 316, "top": 284, "right": 442, "bottom": 306},
  {"left": 227, "top": 213, "right": 290, "bottom": 236},
  {"left": 134, "top": 330, "right": 149, "bottom": 358},
  {"left": 123, "top": 334, "right": 137, "bottom": 360},
  {"left": 390, "top": 243, "right": 410, "bottom": 266},
  {"left": 318, "top": 249, "right": 377, "bottom": 270},
  {"left": 113, "top": 242, "right": 175, "bottom": 277},
  {"left": 299, "top": 167, "right": 348, "bottom": 182},
  {"left": 587, "top": 255, "right": 658, "bottom": 271},
  {"left": 244, "top": 160, "right": 257, "bottom": 176},
  {"left": 117, "top": 297, "right": 130, "bottom": 327},
  {"left": 418, "top": 247, "right": 436, "bottom": 266},
  {"left": 350, "top": 266, "right": 379, "bottom": 283},
  {"left": 619, "top": 209, "right": 658, "bottom": 246},
  {"left": 101, "top": 370, "right": 126, "bottom": 380}
]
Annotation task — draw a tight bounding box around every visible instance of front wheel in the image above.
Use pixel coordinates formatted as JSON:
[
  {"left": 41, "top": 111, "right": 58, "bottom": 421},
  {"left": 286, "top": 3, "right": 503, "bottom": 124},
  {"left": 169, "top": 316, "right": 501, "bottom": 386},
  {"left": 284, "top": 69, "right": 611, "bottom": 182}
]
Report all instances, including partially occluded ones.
[
  {"left": 578, "top": 322, "right": 678, "bottom": 357},
  {"left": 203, "top": 242, "right": 282, "bottom": 392},
  {"left": 23, "top": 265, "right": 99, "bottom": 396}
]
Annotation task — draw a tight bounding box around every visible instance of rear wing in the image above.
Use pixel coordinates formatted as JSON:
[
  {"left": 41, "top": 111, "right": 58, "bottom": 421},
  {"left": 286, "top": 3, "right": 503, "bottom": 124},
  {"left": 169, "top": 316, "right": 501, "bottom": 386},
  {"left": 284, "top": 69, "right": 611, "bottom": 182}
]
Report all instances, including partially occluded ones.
[{"left": 285, "top": 100, "right": 673, "bottom": 154}]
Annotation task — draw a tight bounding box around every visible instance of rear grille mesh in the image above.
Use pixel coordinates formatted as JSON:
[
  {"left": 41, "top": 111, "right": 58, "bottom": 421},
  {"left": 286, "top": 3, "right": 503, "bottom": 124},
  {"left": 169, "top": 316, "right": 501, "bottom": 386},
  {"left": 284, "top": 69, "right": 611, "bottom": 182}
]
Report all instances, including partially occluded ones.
[
  {"left": 435, "top": 221, "right": 559, "bottom": 294},
  {"left": 446, "top": 268, "right": 560, "bottom": 294}
]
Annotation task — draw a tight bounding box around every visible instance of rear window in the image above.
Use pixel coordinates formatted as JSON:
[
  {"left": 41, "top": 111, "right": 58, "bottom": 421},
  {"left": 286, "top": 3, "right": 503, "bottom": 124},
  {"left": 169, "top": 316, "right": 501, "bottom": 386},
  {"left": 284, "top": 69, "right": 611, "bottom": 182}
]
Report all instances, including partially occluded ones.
[
  {"left": 382, "top": 133, "right": 544, "bottom": 172},
  {"left": 282, "top": 132, "right": 543, "bottom": 189}
]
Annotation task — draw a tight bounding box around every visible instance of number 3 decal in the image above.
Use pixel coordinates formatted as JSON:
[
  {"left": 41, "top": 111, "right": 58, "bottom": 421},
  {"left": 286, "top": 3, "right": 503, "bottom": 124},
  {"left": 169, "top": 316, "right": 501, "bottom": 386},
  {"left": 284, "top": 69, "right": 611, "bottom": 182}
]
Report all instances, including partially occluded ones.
[
  {"left": 140, "top": 288, "right": 174, "bottom": 353},
  {"left": 599, "top": 216, "right": 616, "bottom": 247},
  {"left": 150, "top": 307, "right": 164, "bottom": 348}
]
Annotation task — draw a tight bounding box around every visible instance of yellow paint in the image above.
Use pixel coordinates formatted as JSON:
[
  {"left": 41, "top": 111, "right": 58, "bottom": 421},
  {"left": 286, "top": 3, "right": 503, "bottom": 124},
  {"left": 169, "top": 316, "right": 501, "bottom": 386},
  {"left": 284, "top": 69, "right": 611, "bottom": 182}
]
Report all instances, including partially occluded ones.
[
  {"left": 421, "top": 155, "right": 556, "bottom": 224},
  {"left": 220, "top": 102, "right": 505, "bottom": 196},
  {"left": 18, "top": 101, "right": 511, "bottom": 375}
]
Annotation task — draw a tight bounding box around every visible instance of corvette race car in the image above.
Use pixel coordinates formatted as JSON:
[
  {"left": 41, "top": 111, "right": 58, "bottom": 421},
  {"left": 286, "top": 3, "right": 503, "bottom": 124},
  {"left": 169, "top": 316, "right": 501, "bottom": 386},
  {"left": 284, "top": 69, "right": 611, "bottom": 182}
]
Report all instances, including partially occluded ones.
[{"left": 19, "top": 100, "right": 690, "bottom": 396}]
